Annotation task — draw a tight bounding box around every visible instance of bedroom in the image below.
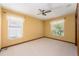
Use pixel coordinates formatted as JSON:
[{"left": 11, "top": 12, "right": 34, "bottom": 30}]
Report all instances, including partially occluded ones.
[{"left": 0, "top": 3, "right": 78, "bottom": 56}]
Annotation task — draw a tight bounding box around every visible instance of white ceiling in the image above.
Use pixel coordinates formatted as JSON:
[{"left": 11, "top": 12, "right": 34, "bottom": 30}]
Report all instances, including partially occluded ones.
[{"left": 1, "top": 3, "right": 77, "bottom": 20}]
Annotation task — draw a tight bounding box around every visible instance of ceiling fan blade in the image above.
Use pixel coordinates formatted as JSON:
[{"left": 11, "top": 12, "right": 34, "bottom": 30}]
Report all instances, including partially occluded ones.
[
  {"left": 38, "top": 9, "right": 43, "bottom": 12},
  {"left": 45, "top": 10, "right": 52, "bottom": 13},
  {"left": 38, "top": 9, "right": 46, "bottom": 12}
]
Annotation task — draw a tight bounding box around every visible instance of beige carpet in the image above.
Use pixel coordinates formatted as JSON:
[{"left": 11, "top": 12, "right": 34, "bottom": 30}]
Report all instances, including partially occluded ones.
[{"left": 0, "top": 38, "right": 77, "bottom": 56}]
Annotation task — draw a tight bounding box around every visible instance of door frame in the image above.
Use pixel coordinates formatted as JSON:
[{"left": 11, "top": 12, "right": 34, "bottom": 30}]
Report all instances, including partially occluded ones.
[{"left": 76, "top": 3, "right": 79, "bottom": 56}]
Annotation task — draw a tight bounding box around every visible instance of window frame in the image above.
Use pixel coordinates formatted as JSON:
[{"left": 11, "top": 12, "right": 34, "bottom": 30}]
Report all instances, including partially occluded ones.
[{"left": 50, "top": 19, "right": 64, "bottom": 37}]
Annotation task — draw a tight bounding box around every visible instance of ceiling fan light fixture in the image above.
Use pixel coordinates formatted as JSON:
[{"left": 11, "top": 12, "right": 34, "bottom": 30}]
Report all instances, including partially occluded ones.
[{"left": 37, "top": 9, "right": 52, "bottom": 16}]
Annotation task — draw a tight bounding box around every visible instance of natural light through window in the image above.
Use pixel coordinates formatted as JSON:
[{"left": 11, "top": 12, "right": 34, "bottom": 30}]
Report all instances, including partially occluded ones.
[
  {"left": 7, "top": 14, "right": 24, "bottom": 40},
  {"left": 50, "top": 19, "right": 64, "bottom": 36}
]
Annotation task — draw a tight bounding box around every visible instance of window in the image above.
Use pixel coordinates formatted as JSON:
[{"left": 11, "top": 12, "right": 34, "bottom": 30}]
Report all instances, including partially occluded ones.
[
  {"left": 7, "top": 14, "right": 24, "bottom": 40},
  {"left": 50, "top": 19, "right": 64, "bottom": 36}
]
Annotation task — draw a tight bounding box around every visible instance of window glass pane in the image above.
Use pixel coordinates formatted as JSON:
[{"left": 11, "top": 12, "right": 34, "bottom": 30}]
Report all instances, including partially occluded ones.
[
  {"left": 50, "top": 19, "right": 64, "bottom": 36},
  {"left": 7, "top": 14, "right": 24, "bottom": 40}
]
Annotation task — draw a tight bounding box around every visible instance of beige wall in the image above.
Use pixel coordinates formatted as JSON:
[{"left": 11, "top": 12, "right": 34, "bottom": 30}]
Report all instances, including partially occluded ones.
[
  {"left": 44, "top": 13, "right": 75, "bottom": 43},
  {"left": 0, "top": 7, "right": 1, "bottom": 49},
  {"left": 1, "top": 8, "right": 76, "bottom": 48},
  {"left": 1, "top": 8, "right": 44, "bottom": 48}
]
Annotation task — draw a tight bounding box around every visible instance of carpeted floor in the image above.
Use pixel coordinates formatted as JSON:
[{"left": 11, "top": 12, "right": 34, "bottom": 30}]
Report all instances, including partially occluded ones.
[{"left": 0, "top": 38, "right": 77, "bottom": 56}]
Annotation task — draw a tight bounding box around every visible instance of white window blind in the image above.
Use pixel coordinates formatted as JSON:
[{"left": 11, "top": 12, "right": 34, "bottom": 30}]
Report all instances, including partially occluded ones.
[{"left": 7, "top": 14, "right": 24, "bottom": 40}]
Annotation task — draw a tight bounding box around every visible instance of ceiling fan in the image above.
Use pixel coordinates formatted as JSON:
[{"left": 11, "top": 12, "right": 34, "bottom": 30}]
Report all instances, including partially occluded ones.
[{"left": 37, "top": 9, "right": 52, "bottom": 16}]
